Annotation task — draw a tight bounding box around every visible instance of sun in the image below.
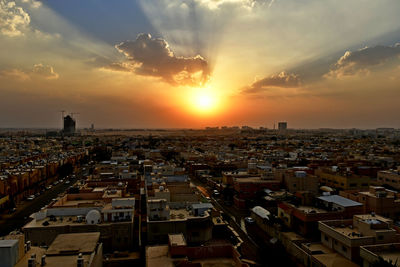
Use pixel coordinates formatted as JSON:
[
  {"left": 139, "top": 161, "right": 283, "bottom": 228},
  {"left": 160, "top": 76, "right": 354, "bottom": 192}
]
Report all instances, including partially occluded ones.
[
  {"left": 191, "top": 89, "right": 218, "bottom": 114},
  {"left": 197, "top": 93, "right": 214, "bottom": 109}
]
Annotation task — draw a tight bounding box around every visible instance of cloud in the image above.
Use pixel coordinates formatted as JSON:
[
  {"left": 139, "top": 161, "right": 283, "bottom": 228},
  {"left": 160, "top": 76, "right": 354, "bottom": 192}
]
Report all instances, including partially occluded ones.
[
  {"left": 114, "top": 33, "right": 210, "bottom": 86},
  {"left": 0, "top": 68, "right": 30, "bottom": 80},
  {"left": 0, "top": 0, "right": 31, "bottom": 37},
  {"left": 31, "top": 63, "right": 59, "bottom": 79},
  {"left": 195, "top": 0, "right": 270, "bottom": 9},
  {"left": 21, "top": 0, "right": 42, "bottom": 9},
  {"left": 242, "top": 71, "right": 300, "bottom": 94},
  {"left": 0, "top": 63, "right": 59, "bottom": 80},
  {"left": 326, "top": 44, "right": 400, "bottom": 78}
]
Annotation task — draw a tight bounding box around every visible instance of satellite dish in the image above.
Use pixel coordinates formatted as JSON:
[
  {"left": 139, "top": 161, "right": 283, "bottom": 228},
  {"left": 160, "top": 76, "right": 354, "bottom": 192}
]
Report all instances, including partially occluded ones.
[{"left": 86, "top": 210, "right": 101, "bottom": 225}]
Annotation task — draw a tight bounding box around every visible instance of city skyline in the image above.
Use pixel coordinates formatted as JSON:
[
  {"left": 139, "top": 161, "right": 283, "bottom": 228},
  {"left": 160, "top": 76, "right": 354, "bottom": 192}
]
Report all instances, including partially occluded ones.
[{"left": 1, "top": 0, "right": 400, "bottom": 129}]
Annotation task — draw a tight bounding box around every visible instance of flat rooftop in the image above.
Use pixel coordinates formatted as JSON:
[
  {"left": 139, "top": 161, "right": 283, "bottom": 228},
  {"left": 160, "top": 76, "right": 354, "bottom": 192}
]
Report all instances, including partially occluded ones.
[
  {"left": 169, "top": 233, "right": 186, "bottom": 247},
  {"left": 146, "top": 245, "right": 237, "bottom": 267},
  {"left": 234, "top": 177, "right": 279, "bottom": 183},
  {"left": 46, "top": 232, "right": 100, "bottom": 255},
  {"left": 297, "top": 206, "right": 327, "bottom": 214}
]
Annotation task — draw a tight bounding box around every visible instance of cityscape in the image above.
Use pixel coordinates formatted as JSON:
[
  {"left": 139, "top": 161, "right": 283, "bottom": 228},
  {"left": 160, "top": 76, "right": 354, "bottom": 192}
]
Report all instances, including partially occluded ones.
[{"left": 1, "top": 1, "right": 400, "bottom": 267}]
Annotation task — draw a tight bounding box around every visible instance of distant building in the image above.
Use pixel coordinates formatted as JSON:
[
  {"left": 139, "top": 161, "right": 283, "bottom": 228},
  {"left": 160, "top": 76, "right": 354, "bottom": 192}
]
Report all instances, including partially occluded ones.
[
  {"left": 63, "top": 115, "right": 76, "bottom": 134},
  {"left": 278, "top": 122, "right": 287, "bottom": 130},
  {"left": 377, "top": 168, "right": 400, "bottom": 190}
]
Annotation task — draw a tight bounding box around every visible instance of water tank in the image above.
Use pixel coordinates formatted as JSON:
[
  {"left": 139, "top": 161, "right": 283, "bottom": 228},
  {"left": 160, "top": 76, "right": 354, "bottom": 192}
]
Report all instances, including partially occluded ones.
[{"left": 86, "top": 210, "right": 101, "bottom": 225}]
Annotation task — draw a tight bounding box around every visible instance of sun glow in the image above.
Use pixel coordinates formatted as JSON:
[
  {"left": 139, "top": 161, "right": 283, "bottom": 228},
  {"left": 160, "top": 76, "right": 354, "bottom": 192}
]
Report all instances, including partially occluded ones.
[{"left": 188, "top": 87, "right": 219, "bottom": 115}]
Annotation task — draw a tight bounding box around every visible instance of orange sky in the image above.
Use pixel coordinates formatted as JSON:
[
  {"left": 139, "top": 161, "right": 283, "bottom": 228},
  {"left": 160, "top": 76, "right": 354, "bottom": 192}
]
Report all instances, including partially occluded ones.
[{"left": 0, "top": 0, "right": 400, "bottom": 129}]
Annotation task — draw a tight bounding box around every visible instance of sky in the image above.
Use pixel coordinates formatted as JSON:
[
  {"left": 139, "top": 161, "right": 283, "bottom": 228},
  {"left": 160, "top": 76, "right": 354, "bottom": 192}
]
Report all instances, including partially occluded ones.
[{"left": 0, "top": 0, "right": 400, "bottom": 129}]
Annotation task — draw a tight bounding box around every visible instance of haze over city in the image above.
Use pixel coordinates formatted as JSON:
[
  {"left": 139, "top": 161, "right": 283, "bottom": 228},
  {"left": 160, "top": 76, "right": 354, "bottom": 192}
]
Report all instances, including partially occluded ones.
[{"left": 1, "top": 0, "right": 400, "bottom": 129}]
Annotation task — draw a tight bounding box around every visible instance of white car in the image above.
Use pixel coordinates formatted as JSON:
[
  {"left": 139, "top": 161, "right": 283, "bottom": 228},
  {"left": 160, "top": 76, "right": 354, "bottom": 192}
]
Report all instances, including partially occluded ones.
[{"left": 244, "top": 217, "right": 255, "bottom": 224}]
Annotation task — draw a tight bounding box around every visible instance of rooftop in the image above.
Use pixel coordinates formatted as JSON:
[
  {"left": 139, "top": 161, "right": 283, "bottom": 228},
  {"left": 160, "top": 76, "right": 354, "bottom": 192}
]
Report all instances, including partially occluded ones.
[
  {"left": 317, "top": 195, "right": 363, "bottom": 207},
  {"left": 168, "top": 234, "right": 186, "bottom": 247},
  {"left": 46, "top": 232, "right": 100, "bottom": 255}
]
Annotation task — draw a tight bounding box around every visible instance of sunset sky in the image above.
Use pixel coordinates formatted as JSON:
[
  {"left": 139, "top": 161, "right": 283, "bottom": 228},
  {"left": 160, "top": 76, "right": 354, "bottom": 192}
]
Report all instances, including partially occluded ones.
[{"left": 1, "top": 0, "right": 400, "bottom": 129}]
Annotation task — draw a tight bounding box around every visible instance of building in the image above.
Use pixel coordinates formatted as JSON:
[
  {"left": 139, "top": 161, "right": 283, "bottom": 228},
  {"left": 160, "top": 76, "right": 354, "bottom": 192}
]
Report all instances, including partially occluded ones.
[
  {"left": 146, "top": 234, "right": 248, "bottom": 267},
  {"left": 316, "top": 167, "right": 371, "bottom": 191},
  {"left": 360, "top": 243, "right": 400, "bottom": 267},
  {"left": 63, "top": 115, "right": 76, "bottom": 135},
  {"left": 340, "top": 186, "right": 400, "bottom": 219},
  {"left": 378, "top": 169, "right": 400, "bottom": 190},
  {"left": 233, "top": 177, "right": 281, "bottom": 208},
  {"left": 278, "top": 122, "right": 287, "bottom": 131},
  {"left": 146, "top": 199, "right": 213, "bottom": 244},
  {"left": 282, "top": 169, "right": 319, "bottom": 194},
  {"left": 22, "top": 193, "right": 135, "bottom": 252},
  {"left": 15, "top": 232, "right": 102, "bottom": 267},
  {"left": 319, "top": 214, "right": 400, "bottom": 262},
  {"left": 278, "top": 195, "right": 363, "bottom": 238}
]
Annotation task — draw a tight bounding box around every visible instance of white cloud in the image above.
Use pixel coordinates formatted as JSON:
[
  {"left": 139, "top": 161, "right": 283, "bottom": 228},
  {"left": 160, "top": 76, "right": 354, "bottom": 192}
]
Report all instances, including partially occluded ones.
[
  {"left": 0, "top": 0, "right": 30, "bottom": 37},
  {"left": 326, "top": 44, "right": 400, "bottom": 78}
]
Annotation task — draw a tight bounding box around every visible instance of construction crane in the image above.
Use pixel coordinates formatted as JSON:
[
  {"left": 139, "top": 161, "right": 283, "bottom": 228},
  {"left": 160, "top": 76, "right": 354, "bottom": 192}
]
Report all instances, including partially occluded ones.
[
  {"left": 70, "top": 112, "right": 80, "bottom": 119},
  {"left": 58, "top": 110, "right": 65, "bottom": 129},
  {"left": 59, "top": 110, "right": 65, "bottom": 119}
]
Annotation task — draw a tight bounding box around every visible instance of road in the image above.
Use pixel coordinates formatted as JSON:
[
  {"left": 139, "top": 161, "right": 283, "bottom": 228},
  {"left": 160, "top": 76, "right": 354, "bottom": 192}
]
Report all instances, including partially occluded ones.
[
  {"left": 192, "top": 178, "right": 296, "bottom": 266},
  {"left": 0, "top": 170, "right": 83, "bottom": 236}
]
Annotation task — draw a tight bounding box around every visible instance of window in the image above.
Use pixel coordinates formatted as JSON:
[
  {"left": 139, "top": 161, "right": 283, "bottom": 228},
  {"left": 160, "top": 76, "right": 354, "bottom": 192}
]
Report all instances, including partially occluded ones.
[
  {"left": 324, "top": 235, "right": 328, "bottom": 241},
  {"left": 378, "top": 235, "right": 383, "bottom": 240},
  {"left": 350, "top": 183, "right": 357, "bottom": 187},
  {"left": 342, "top": 246, "right": 347, "bottom": 252},
  {"left": 334, "top": 240, "right": 338, "bottom": 245},
  {"left": 293, "top": 184, "right": 296, "bottom": 187}
]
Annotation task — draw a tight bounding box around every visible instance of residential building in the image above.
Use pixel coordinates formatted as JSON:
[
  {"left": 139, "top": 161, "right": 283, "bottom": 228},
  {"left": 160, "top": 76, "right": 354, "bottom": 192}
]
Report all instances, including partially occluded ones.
[{"left": 319, "top": 214, "right": 400, "bottom": 262}]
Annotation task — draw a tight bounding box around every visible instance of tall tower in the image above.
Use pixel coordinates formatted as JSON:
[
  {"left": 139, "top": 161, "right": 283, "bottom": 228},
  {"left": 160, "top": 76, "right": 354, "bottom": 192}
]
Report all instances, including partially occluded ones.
[
  {"left": 278, "top": 122, "right": 287, "bottom": 131},
  {"left": 63, "top": 115, "right": 76, "bottom": 135}
]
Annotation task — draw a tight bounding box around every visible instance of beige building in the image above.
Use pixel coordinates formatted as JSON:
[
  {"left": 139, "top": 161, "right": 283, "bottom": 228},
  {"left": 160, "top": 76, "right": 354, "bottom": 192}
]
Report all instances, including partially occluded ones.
[
  {"left": 282, "top": 170, "right": 319, "bottom": 194},
  {"left": 147, "top": 199, "right": 213, "bottom": 244},
  {"left": 360, "top": 243, "right": 400, "bottom": 267},
  {"left": 15, "top": 232, "right": 102, "bottom": 267},
  {"left": 378, "top": 169, "right": 400, "bottom": 190},
  {"left": 340, "top": 186, "right": 400, "bottom": 219},
  {"left": 319, "top": 214, "right": 400, "bottom": 262},
  {"left": 23, "top": 194, "right": 135, "bottom": 252},
  {"left": 316, "top": 167, "right": 371, "bottom": 190}
]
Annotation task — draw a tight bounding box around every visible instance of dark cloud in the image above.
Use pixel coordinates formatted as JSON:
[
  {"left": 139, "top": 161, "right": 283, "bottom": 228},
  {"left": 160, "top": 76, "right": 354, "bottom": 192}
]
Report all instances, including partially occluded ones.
[
  {"left": 327, "top": 43, "right": 400, "bottom": 78},
  {"left": 113, "top": 33, "right": 210, "bottom": 86},
  {"left": 242, "top": 71, "right": 300, "bottom": 94}
]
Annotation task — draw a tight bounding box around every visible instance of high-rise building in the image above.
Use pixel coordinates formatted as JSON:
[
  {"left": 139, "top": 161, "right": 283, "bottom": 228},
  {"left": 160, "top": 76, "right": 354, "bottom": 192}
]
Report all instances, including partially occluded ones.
[
  {"left": 278, "top": 122, "right": 287, "bottom": 130},
  {"left": 63, "top": 115, "right": 76, "bottom": 134}
]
